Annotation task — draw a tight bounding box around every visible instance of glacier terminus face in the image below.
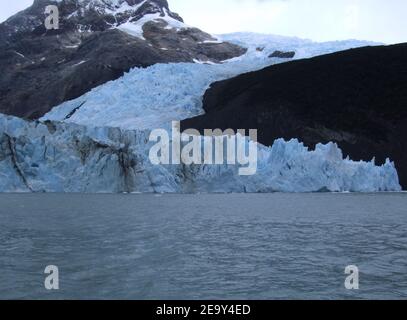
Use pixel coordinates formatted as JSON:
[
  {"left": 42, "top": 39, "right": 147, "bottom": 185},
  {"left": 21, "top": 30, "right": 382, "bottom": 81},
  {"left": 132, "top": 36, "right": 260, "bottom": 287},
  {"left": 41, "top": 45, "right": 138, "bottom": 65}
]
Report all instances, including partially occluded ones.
[
  {"left": 0, "top": 114, "right": 401, "bottom": 193},
  {"left": 148, "top": 122, "right": 259, "bottom": 176}
]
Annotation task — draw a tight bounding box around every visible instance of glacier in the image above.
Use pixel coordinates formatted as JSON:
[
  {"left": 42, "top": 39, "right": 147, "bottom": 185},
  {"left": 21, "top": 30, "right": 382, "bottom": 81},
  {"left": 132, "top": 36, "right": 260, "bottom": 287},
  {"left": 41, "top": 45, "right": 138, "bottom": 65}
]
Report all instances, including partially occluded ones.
[
  {"left": 40, "top": 34, "right": 380, "bottom": 130},
  {"left": 1, "top": 33, "right": 400, "bottom": 193},
  {"left": 0, "top": 114, "right": 401, "bottom": 193}
]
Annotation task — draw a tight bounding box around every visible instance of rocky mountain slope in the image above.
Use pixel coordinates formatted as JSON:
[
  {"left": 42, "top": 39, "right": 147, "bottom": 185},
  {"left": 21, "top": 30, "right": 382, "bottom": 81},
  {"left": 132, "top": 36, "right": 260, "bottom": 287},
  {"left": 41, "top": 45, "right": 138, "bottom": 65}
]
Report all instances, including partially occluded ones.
[
  {"left": 182, "top": 43, "right": 407, "bottom": 188},
  {"left": 0, "top": 0, "right": 245, "bottom": 119}
]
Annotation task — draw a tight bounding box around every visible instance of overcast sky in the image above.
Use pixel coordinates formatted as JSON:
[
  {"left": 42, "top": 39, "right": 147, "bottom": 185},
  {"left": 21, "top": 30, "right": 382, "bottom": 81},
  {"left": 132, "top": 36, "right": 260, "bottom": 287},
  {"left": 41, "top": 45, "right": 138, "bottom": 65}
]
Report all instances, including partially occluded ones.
[{"left": 1, "top": 0, "right": 407, "bottom": 44}]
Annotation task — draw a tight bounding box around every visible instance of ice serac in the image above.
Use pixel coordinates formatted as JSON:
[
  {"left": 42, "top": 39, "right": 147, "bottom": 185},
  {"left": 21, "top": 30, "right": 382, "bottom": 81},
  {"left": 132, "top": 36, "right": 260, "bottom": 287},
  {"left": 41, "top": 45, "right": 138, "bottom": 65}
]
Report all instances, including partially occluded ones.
[
  {"left": 0, "top": 0, "right": 245, "bottom": 119},
  {"left": 0, "top": 114, "right": 401, "bottom": 193}
]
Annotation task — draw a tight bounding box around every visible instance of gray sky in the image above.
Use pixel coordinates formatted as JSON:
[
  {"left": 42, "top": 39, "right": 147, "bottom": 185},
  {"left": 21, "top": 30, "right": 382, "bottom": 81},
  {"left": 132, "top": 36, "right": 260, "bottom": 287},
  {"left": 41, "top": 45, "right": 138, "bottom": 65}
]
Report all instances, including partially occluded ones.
[{"left": 1, "top": 0, "right": 407, "bottom": 44}]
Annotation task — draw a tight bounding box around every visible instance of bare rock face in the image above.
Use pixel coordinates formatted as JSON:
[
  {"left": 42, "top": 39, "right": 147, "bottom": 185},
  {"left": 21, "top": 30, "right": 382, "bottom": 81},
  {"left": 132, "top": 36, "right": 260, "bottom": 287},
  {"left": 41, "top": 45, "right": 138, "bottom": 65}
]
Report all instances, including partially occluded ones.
[
  {"left": 0, "top": 0, "right": 246, "bottom": 119},
  {"left": 269, "top": 50, "right": 295, "bottom": 58}
]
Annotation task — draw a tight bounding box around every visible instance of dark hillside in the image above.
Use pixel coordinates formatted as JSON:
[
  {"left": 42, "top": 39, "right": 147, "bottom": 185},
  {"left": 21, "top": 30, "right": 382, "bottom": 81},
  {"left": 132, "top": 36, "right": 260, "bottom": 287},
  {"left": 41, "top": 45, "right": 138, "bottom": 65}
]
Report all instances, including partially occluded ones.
[{"left": 182, "top": 43, "right": 407, "bottom": 188}]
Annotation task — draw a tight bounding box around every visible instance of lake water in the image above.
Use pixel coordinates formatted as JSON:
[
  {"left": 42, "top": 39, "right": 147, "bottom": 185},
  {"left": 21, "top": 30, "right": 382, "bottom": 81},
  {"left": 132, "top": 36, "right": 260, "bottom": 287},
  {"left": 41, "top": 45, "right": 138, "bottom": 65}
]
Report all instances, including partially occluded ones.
[{"left": 0, "top": 193, "right": 406, "bottom": 300}]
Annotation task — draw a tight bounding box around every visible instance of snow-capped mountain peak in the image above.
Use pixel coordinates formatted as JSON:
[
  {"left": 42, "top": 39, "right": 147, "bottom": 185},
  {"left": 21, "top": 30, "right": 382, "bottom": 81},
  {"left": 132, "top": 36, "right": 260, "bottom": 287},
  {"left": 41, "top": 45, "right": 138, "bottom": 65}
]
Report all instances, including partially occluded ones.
[
  {"left": 0, "top": 0, "right": 245, "bottom": 118},
  {"left": 72, "top": 0, "right": 181, "bottom": 19},
  {"left": 1, "top": 0, "right": 178, "bottom": 39},
  {"left": 27, "top": 0, "right": 184, "bottom": 33},
  {"left": 36, "top": 0, "right": 173, "bottom": 14}
]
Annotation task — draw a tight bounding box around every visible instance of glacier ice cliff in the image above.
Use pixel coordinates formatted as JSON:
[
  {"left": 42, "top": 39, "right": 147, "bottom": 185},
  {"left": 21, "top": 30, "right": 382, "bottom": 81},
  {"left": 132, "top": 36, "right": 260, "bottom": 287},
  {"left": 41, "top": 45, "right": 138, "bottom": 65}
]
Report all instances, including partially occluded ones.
[{"left": 0, "top": 114, "right": 401, "bottom": 193}]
